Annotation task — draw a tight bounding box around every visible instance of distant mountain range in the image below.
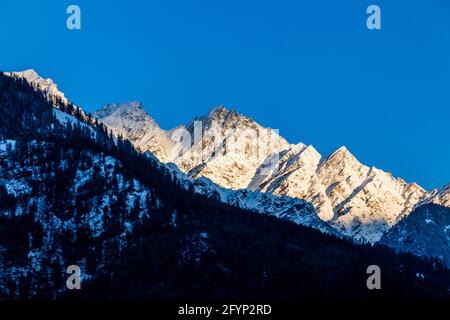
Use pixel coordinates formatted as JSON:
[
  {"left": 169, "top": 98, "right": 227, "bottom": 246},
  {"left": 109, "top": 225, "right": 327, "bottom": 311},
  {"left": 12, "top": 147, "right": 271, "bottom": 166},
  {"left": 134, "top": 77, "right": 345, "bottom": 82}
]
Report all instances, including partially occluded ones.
[{"left": 8, "top": 69, "right": 450, "bottom": 268}]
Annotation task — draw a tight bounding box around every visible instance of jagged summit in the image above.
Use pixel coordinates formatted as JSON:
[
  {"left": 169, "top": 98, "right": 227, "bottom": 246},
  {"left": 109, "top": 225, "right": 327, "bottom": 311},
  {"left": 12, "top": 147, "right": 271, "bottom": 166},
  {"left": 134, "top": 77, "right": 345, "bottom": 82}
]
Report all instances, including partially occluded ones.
[
  {"left": 94, "top": 101, "right": 171, "bottom": 161},
  {"left": 325, "top": 146, "right": 358, "bottom": 164},
  {"left": 207, "top": 105, "right": 229, "bottom": 117},
  {"left": 417, "top": 183, "right": 450, "bottom": 208},
  {"left": 93, "top": 101, "right": 156, "bottom": 128},
  {"left": 15, "top": 69, "right": 40, "bottom": 78},
  {"left": 196, "top": 105, "right": 253, "bottom": 132},
  {"left": 9, "top": 69, "right": 444, "bottom": 245},
  {"left": 333, "top": 145, "right": 349, "bottom": 154},
  {"left": 6, "top": 69, "right": 68, "bottom": 104},
  {"left": 9, "top": 69, "right": 40, "bottom": 81},
  {"left": 94, "top": 101, "right": 147, "bottom": 119},
  {"left": 93, "top": 98, "right": 427, "bottom": 242}
]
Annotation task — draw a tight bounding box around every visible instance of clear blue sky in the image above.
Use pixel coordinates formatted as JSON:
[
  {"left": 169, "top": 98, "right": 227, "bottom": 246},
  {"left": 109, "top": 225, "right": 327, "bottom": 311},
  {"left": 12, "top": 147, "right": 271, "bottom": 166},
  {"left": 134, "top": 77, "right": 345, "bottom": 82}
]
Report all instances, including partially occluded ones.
[{"left": 1, "top": 0, "right": 449, "bottom": 190}]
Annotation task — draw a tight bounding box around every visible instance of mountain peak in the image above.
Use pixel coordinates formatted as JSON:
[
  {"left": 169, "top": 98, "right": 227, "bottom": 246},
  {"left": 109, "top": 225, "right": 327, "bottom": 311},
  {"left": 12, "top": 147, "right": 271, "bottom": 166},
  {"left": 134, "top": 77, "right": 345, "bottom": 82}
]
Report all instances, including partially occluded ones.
[
  {"left": 206, "top": 105, "right": 237, "bottom": 121},
  {"left": 94, "top": 101, "right": 145, "bottom": 119},
  {"left": 8, "top": 69, "right": 53, "bottom": 84},
  {"left": 6, "top": 69, "right": 67, "bottom": 104},
  {"left": 326, "top": 146, "right": 357, "bottom": 163},
  {"left": 18, "top": 69, "right": 39, "bottom": 78},
  {"left": 417, "top": 183, "right": 450, "bottom": 208},
  {"left": 209, "top": 105, "right": 228, "bottom": 114},
  {"left": 334, "top": 145, "right": 349, "bottom": 154}
]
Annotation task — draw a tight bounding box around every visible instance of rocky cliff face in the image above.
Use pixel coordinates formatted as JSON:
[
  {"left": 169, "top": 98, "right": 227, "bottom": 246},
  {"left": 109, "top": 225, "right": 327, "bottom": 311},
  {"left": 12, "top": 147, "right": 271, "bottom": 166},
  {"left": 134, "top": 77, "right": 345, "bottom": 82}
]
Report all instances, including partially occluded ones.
[
  {"left": 93, "top": 102, "right": 172, "bottom": 162},
  {"left": 94, "top": 102, "right": 428, "bottom": 243},
  {"left": 11, "top": 70, "right": 449, "bottom": 249},
  {"left": 416, "top": 184, "right": 450, "bottom": 209},
  {"left": 6, "top": 69, "right": 68, "bottom": 104},
  {"left": 255, "top": 145, "right": 426, "bottom": 242}
]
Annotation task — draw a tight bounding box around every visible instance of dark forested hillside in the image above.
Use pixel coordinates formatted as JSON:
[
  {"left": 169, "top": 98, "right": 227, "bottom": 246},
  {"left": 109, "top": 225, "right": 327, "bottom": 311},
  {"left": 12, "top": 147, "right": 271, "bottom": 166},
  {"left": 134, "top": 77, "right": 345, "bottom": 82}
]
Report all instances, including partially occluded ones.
[
  {"left": 0, "top": 72, "right": 449, "bottom": 300},
  {"left": 381, "top": 203, "right": 450, "bottom": 268}
]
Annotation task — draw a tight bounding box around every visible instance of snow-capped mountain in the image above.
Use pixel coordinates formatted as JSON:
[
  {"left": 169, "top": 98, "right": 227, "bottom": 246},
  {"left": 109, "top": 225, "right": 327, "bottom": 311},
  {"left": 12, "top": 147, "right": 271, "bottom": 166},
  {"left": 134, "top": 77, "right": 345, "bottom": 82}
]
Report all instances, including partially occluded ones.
[
  {"left": 92, "top": 103, "right": 333, "bottom": 234},
  {"left": 377, "top": 184, "right": 450, "bottom": 267},
  {"left": 9, "top": 71, "right": 450, "bottom": 301},
  {"left": 93, "top": 102, "right": 172, "bottom": 161},
  {"left": 6, "top": 70, "right": 333, "bottom": 237},
  {"left": 96, "top": 104, "right": 291, "bottom": 189},
  {"left": 255, "top": 145, "right": 426, "bottom": 242},
  {"left": 148, "top": 153, "right": 338, "bottom": 236},
  {"left": 10, "top": 69, "right": 448, "bottom": 247},
  {"left": 416, "top": 184, "right": 450, "bottom": 209},
  {"left": 5, "top": 69, "right": 93, "bottom": 126},
  {"left": 94, "top": 101, "right": 427, "bottom": 242},
  {"left": 5, "top": 69, "right": 68, "bottom": 104},
  {"left": 169, "top": 106, "right": 290, "bottom": 190}
]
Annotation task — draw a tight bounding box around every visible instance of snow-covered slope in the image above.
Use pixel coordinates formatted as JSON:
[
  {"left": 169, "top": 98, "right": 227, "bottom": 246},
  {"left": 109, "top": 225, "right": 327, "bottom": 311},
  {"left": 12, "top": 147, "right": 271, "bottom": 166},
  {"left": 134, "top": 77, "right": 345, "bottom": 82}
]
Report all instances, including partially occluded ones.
[
  {"left": 94, "top": 102, "right": 426, "bottom": 242},
  {"left": 5, "top": 69, "right": 93, "bottom": 127},
  {"left": 10, "top": 69, "right": 443, "bottom": 245},
  {"left": 53, "top": 108, "right": 95, "bottom": 137},
  {"left": 198, "top": 179, "right": 339, "bottom": 236},
  {"left": 0, "top": 139, "right": 158, "bottom": 298},
  {"left": 256, "top": 145, "right": 426, "bottom": 242},
  {"left": 96, "top": 104, "right": 291, "bottom": 189},
  {"left": 148, "top": 153, "right": 338, "bottom": 236},
  {"left": 380, "top": 203, "right": 450, "bottom": 268},
  {"left": 416, "top": 184, "right": 450, "bottom": 209},
  {"left": 95, "top": 103, "right": 338, "bottom": 234},
  {"left": 5, "top": 69, "right": 68, "bottom": 104},
  {"left": 380, "top": 183, "right": 450, "bottom": 266},
  {"left": 381, "top": 185, "right": 450, "bottom": 267},
  {"left": 3, "top": 69, "right": 450, "bottom": 300},
  {"left": 169, "top": 106, "right": 290, "bottom": 189},
  {"left": 93, "top": 102, "right": 171, "bottom": 161},
  {"left": 4, "top": 70, "right": 336, "bottom": 238}
]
